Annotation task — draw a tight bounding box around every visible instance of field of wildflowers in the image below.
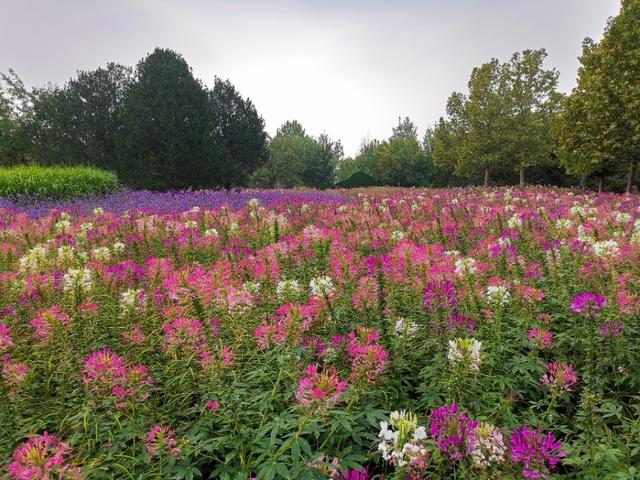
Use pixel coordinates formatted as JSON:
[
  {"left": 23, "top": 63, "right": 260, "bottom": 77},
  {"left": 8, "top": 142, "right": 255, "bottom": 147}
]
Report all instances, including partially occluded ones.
[{"left": 0, "top": 187, "right": 639, "bottom": 479}]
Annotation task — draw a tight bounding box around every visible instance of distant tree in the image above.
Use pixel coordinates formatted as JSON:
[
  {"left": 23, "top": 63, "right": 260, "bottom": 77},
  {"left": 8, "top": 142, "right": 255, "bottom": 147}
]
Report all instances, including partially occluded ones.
[
  {"left": 434, "top": 60, "right": 510, "bottom": 186},
  {"left": 0, "top": 70, "right": 32, "bottom": 165},
  {"left": 119, "top": 48, "right": 215, "bottom": 190},
  {"left": 557, "top": 0, "right": 640, "bottom": 193},
  {"left": 210, "top": 78, "right": 269, "bottom": 188},
  {"left": 391, "top": 116, "right": 418, "bottom": 140},
  {"left": 370, "top": 136, "right": 428, "bottom": 186},
  {"left": 503, "top": 49, "right": 562, "bottom": 185},
  {"left": 262, "top": 121, "right": 338, "bottom": 188},
  {"left": 307, "top": 133, "right": 342, "bottom": 187},
  {"left": 63, "top": 63, "right": 133, "bottom": 171}
]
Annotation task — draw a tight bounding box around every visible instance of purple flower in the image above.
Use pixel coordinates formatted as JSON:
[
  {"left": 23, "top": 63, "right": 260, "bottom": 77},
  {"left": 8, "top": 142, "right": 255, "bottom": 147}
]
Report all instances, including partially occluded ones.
[
  {"left": 599, "top": 321, "right": 623, "bottom": 339},
  {"left": 429, "top": 403, "right": 478, "bottom": 460},
  {"left": 570, "top": 292, "right": 607, "bottom": 316},
  {"left": 510, "top": 425, "right": 565, "bottom": 479},
  {"left": 423, "top": 280, "right": 456, "bottom": 311}
]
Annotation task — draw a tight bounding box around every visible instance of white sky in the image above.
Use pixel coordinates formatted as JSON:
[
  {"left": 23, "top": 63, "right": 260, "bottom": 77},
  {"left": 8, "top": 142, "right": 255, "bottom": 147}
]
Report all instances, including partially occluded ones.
[{"left": 1, "top": 0, "right": 621, "bottom": 156}]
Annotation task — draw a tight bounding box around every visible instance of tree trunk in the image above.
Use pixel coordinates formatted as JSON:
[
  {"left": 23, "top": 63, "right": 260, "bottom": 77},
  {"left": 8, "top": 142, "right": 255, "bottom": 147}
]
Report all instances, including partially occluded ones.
[
  {"left": 598, "top": 175, "right": 604, "bottom": 194},
  {"left": 484, "top": 167, "right": 490, "bottom": 187},
  {"left": 519, "top": 164, "right": 525, "bottom": 187},
  {"left": 627, "top": 160, "right": 637, "bottom": 194}
]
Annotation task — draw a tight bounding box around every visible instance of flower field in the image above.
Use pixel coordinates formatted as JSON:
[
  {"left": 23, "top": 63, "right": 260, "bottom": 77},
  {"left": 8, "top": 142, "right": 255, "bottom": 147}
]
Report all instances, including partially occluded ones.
[{"left": 0, "top": 187, "right": 639, "bottom": 479}]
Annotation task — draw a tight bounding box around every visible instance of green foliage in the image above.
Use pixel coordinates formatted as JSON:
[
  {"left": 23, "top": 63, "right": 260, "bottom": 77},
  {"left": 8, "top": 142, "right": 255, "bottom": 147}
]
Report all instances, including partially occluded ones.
[
  {"left": 556, "top": 0, "right": 640, "bottom": 192},
  {"left": 210, "top": 78, "right": 269, "bottom": 188},
  {"left": 255, "top": 120, "right": 341, "bottom": 188},
  {"left": 434, "top": 50, "right": 561, "bottom": 186},
  {"left": 118, "top": 48, "right": 216, "bottom": 190},
  {"left": 0, "top": 165, "right": 119, "bottom": 198}
]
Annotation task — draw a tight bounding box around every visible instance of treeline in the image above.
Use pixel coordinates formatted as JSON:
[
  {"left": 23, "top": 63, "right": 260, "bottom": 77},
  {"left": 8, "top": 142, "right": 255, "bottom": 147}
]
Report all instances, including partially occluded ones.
[{"left": 0, "top": 0, "right": 638, "bottom": 192}]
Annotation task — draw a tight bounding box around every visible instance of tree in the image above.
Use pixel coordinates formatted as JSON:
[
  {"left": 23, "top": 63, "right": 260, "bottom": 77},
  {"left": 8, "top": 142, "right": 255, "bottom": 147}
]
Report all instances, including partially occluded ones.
[
  {"left": 557, "top": 0, "right": 640, "bottom": 193},
  {"left": 63, "top": 63, "right": 133, "bottom": 170},
  {"left": 391, "top": 116, "right": 418, "bottom": 141},
  {"left": 260, "top": 121, "right": 338, "bottom": 188},
  {"left": 119, "top": 48, "right": 215, "bottom": 190},
  {"left": 210, "top": 78, "right": 269, "bottom": 188},
  {"left": 434, "top": 59, "right": 510, "bottom": 186},
  {"left": 503, "top": 49, "right": 562, "bottom": 185},
  {"left": 0, "top": 70, "right": 32, "bottom": 165}
]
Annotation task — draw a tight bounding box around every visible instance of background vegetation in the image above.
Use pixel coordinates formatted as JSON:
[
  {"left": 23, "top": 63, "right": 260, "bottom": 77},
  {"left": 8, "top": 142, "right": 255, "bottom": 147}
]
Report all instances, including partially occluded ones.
[
  {"left": 0, "top": 165, "right": 119, "bottom": 198},
  {"left": 0, "top": 0, "right": 638, "bottom": 192}
]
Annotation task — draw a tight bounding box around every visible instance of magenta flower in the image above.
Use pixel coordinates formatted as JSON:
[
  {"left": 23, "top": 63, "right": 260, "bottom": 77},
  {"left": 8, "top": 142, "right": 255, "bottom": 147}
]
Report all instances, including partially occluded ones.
[
  {"left": 429, "top": 403, "right": 478, "bottom": 460},
  {"left": 510, "top": 425, "right": 565, "bottom": 479},
  {"left": 570, "top": 292, "right": 607, "bottom": 316},
  {"left": 541, "top": 362, "right": 578, "bottom": 394},
  {"left": 423, "top": 279, "right": 456, "bottom": 311},
  {"left": 8, "top": 432, "right": 82, "bottom": 479}
]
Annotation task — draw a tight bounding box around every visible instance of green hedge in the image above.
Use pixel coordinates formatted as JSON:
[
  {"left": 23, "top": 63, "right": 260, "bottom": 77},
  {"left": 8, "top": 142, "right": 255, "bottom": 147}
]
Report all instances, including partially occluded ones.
[{"left": 0, "top": 165, "right": 120, "bottom": 198}]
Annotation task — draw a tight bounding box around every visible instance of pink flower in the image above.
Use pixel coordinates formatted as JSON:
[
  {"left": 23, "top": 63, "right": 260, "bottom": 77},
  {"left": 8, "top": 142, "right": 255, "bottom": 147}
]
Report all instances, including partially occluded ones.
[
  {"left": 541, "top": 362, "right": 578, "bottom": 393},
  {"left": 528, "top": 329, "right": 553, "bottom": 349},
  {"left": 146, "top": 424, "right": 181, "bottom": 458},
  {"left": 31, "top": 306, "right": 71, "bottom": 343},
  {"left": 122, "top": 324, "right": 146, "bottom": 345},
  {"left": 599, "top": 321, "right": 623, "bottom": 339},
  {"left": 8, "top": 432, "right": 82, "bottom": 479},
  {"left": 296, "top": 364, "right": 347, "bottom": 408},
  {"left": 0, "top": 323, "right": 14, "bottom": 351},
  {"left": 205, "top": 400, "right": 220, "bottom": 413}
]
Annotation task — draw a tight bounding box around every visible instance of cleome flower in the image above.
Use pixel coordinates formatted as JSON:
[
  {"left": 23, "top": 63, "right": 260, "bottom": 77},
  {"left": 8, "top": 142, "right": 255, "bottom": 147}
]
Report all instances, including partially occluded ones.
[
  {"left": 541, "top": 362, "right": 578, "bottom": 394},
  {"left": 295, "top": 364, "right": 347, "bottom": 408},
  {"left": 510, "top": 425, "right": 565, "bottom": 479},
  {"left": 378, "top": 410, "right": 429, "bottom": 470},
  {"left": 447, "top": 337, "right": 482, "bottom": 371},
  {"left": 8, "top": 432, "right": 83, "bottom": 480}
]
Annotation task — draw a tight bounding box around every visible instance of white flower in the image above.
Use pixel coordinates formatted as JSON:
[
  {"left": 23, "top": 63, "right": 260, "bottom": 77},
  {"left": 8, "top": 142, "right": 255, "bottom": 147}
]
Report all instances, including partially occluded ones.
[
  {"left": 390, "top": 230, "right": 406, "bottom": 242},
  {"left": 243, "top": 281, "right": 261, "bottom": 295},
  {"left": 555, "top": 218, "right": 572, "bottom": 230},
  {"left": 455, "top": 257, "right": 478, "bottom": 276},
  {"left": 57, "top": 245, "right": 76, "bottom": 263},
  {"left": 91, "top": 246, "right": 111, "bottom": 262},
  {"left": 120, "top": 288, "right": 145, "bottom": 313},
  {"left": 92, "top": 207, "right": 104, "bottom": 216},
  {"left": 247, "top": 198, "right": 260, "bottom": 209},
  {"left": 204, "top": 228, "right": 219, "bottom": 237},
  {"left": 615, "top": 212, "right": 631, "bottom": 224},
  {"left": 184, "top": 220, "right": 198, "bottom": 229},
  {"left": 394, "top": 318, "right": 418, "bottom": 335},
  {"left": 592, "top": 239, "right": 619, "bottom": 258},
  {"left": 309, "top": 275, "right": 334, "bottom": 297},
  {"left": 276, "top": 279, "right": 301, "bottom": 300},
  {"left": 112, "top": 242, "right": 126, "bottom": 254},
  {"left": 19, "top": 245, "right": 49, "bottom": 273},
  {"left": 54, "top": 220, "right": 71, "bottom": 234},
  {"left": 448, "top": 338, "right": 482, "bottom": 371},
  {"left": 485, "top": 285, "right": 510, "bottom": 306},
  {"left": 63, "top": 267, "right": 93, "bottom": 294},
  {"left": 507, "top": 214, "right": 522, "bottom": 229}
]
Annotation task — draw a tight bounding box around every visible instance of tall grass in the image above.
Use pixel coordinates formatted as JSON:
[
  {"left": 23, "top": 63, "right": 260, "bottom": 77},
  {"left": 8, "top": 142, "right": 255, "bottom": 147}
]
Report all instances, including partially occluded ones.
[{"left": 0, "top": 165, "right": 120, "bottom": 198}]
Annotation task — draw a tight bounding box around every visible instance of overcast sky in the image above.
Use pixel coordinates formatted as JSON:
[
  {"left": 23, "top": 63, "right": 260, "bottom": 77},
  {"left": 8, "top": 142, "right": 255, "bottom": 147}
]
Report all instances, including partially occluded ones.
[{"left": 1, "top": 0, "right": 621, "bottom": 156}]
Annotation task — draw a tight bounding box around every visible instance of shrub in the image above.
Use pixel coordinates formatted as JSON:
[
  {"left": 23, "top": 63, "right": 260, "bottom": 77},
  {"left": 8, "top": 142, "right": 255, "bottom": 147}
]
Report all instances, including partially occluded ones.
[{"left": 0, "top": 165, "right": 119, "bottom": 199}]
